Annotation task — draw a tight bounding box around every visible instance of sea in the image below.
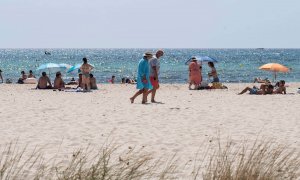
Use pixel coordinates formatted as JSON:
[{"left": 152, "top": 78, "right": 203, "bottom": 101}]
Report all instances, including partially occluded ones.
[{"left": 0, "top": 49, "right": 299, "bottom": 83}]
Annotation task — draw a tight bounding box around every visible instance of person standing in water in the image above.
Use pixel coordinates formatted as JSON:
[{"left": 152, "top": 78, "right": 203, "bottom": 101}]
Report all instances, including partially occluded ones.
[
  {"left": 147, "top": 50, "right": 164, "bottom": 103},
  {"left": 80, "top": 57, "right": 94, "bottom": 91},
  {"left": 130, "top": 52, "right": 153, "bottom": 104}
]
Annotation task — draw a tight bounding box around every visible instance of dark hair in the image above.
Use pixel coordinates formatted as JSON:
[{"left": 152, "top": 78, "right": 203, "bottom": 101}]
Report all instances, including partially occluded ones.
[
  {"left": 21, "top": 71, "right": 25, "bottom": 74},
  {"left": 268, "top": 84, "right": 274, "bottom": 89},
  {"left": 89, "top": 74, "right": 94, "bottom": 78},
  {"left": 0, "top": 69, "right": 2, "bottom": 72},
  {"left": 208, "top": 62, "right": 215, "bottom": 67},
  {"left": 112, "top": 75, "right": 115, "bottom": 78},
  {"left": 56, "top": 72, "right": 61, "bottom": 77},
  {"left": 280, "top": 80, "right": 285, "bottom": 85},
  {"left": 121, "top": 78, "right": 125, "bottom": 83},
  {"left": 126, "top": 78, "right": 130, "bottom": 83},
  {"left": 42, "top": 72, "right": 46, "bottom": 76},
  {"left": 29, "top": 70, "right": 33, "bottom": 73},
  {"left": 83, "top": 57, "right": 88, "bottom": 64}
]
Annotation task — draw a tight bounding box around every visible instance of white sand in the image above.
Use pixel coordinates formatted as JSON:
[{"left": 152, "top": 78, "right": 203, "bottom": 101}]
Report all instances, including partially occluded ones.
[{"left": 0, "top": 83, "right": 299, "bottom": 168}]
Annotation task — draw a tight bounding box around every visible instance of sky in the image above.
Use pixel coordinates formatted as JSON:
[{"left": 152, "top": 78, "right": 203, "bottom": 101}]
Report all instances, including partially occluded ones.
[{"left": 0, "top": 0, "right": 300, "bottom": 48}]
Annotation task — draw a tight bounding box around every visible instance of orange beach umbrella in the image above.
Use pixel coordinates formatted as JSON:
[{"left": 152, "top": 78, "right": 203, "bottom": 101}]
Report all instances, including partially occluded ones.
[{"left": 259, "top": 63, "right": 290, "bottom": 81}]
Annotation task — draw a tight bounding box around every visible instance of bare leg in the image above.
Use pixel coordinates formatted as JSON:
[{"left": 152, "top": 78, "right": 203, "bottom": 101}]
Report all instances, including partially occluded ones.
[
  {"left": 142, "top": 88, "right": 149, "bottom": 104},
  {"left": 130, "top": 89, "right": 143, "bottom": 103},
  {"left": 238, "top": 87, "right": 251, "bottom": 95},
  {"left": 188, "top": 82, "right": 192, "bottom": 90},
  {"left": 151, "top": 88, "right": 157, "bottom": 102},
  {"left": 86, "top": 78, "right": 91, "bottom": 91}
]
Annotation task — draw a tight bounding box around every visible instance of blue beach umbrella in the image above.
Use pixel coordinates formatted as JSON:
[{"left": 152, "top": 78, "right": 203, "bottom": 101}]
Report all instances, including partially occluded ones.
[
  {"left": 67, "top": 64, "right": 82, "bottom": 73},
  {"left": 36, "top": 63, "right": 68, "bottom": 75},
  {"left": 58, "top": 63, "right": 72, "bottom": 70},
  {"left": 67, "top": 64, "right": 95, "bottom": 73},
  {"left": 185, "top": 56, "right": 218, "bottom": 65}
]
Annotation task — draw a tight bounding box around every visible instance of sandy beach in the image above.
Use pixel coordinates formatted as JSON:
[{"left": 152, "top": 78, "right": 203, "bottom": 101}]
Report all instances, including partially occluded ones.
[{"left": 0, "top": 83, "right": 300, "bottom": 176}]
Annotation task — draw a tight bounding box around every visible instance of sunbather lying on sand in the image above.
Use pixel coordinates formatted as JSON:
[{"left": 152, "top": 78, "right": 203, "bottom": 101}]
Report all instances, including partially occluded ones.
[{"left": 238, "top": 84, "right": 274, "bottom": 95}]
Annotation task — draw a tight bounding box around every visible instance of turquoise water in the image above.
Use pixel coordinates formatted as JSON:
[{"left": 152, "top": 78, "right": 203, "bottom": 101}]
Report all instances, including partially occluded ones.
[{"left": 0, "top": 49, "right": 299, "bottom": 83}]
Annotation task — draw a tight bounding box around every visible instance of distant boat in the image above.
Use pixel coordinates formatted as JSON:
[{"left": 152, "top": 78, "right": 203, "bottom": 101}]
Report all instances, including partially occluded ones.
[{"left": 45, "top": 51, "right": 51, "bottom": 55}]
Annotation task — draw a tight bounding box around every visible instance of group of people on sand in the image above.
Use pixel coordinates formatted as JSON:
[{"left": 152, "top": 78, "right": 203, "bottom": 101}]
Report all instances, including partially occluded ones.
[
  {"left": 108, "top": 75, "right": 136, "bottom": 84},
  {"left": 17, "top": 70, "right": 35, "bottom": 84},
  {"left": 238, "top": 80, "right": 286, "bottom": 95},
  {"left": 188, "top": 57, "right": 220, "bottom": 90},
  {"left": 35, "top": 57, "right": 97, "bottom": 91},
  {"left": 0, "top": 50, "right": 292, "bottom": 101}
]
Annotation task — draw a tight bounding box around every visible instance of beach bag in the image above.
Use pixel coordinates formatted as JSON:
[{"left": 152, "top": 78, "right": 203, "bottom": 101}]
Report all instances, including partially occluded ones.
[
  {"left": 6, "top": 78, "right": 12, "bottom": 84},
  {"left": 212, "top": 82, "right": 222, "bottom": 89}
]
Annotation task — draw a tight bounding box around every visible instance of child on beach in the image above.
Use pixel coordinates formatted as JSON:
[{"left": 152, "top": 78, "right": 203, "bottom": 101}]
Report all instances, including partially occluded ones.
[
  {"left": 109, "top": 75, "right": 115, "bottom": 84},
  {"left": 90, "top": 74, "right": 98, "bottom": 89}
]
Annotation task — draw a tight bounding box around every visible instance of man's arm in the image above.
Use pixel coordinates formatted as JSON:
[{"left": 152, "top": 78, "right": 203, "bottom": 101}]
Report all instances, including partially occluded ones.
[{"left": 152, "top": 66, "right": 158, "bottom": 80}]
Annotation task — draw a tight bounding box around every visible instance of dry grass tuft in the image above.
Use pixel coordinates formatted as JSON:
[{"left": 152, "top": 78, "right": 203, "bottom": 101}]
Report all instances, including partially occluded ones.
[
  {"left": 201, "top": 138, "right": 300, "bottom": 180},
  {"left": 0, "top": 138, "right": 299, "bottom": 180}
]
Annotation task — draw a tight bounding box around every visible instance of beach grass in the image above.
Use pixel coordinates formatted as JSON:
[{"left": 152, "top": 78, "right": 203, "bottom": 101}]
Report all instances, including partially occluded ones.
[{"left": 0, "top": 138, "right": 299, "bottom": 180}]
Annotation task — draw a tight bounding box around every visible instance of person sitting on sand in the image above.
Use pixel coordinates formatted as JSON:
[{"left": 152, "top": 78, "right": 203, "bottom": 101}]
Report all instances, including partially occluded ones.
[
  {"left": 0, "top": 69, "right": 3, "bottom": 83},
  {"left": 53, "top": 72, "right": 65, "bottom": 89},
  {"left": 274, "top": 80, "right": 286, "bottom": 94},
  {"left": 208, "top": 62, "right": 219, "bottom": 83},
  {"left": 37, "top": 72, "right": 52, "bottom": 89},
  {"left": 126, "top": 78, "right": 136, "bottom": 84},
  {"left": 109, "top": 75, "right": 115, "bottom": 84},
  {"left": 188, "top": 57, "right": 201, "bottom": 90},
  {"left": 28, "top": 70, "right": 36, "bottom": 78},
  {"left": 238, "top": 84, "right": 274, "bottom": 95},
  {"left": 18, "top": 71, "right": 27, "bottom": 84},
  {"left": 66, "top": 77, "right": 78, "bottom": 85},
  {"left": 90, "top": 74, "right": 98, "bottom": 90}
]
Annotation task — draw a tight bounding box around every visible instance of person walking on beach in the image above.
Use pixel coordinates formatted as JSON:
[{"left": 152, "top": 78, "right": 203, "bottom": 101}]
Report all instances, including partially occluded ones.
[
  {"left": 0, "top": 69, "right": 3, "bottom": 83},
  {"left": 80, "top": 57, "right": 94, "bottom": 91},
  {"left": 188, "top": 57, "right": 201, "bottom": 90},
  {"left": 147, "top": 50, "right": 164, "bottom": 103},
  {"left": 130, "top": 52, "right": 153, "bottom": 104},
  {"left": 208, "top": 62, "right": 219, "bottom": 83}
]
